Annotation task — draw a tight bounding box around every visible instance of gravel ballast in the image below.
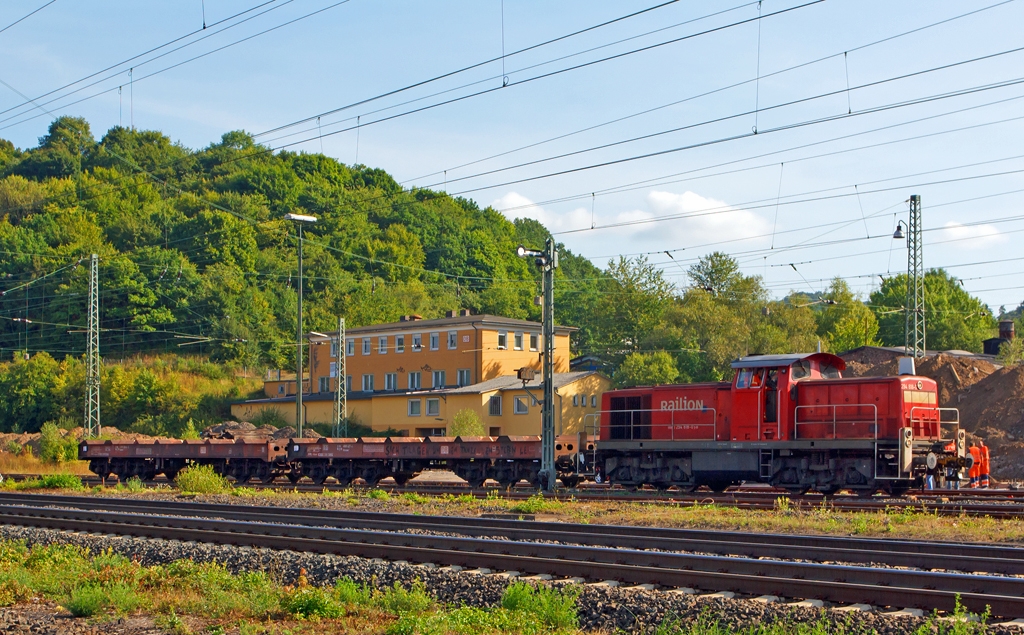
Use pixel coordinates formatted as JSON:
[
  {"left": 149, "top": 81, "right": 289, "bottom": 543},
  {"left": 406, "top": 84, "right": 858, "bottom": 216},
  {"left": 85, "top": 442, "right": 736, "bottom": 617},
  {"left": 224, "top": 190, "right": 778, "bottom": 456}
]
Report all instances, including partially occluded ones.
[{"left": 0, "top": 524, "right": 1008, "bottom": 634}]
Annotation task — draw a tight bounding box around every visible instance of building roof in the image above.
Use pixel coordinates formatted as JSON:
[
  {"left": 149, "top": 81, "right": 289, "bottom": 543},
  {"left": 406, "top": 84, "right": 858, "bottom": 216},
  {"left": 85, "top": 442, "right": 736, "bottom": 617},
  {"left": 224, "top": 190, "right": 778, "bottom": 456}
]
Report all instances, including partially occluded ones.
[
  {"left": 308, "top": 313, "right": 576, "bottom": 340},
  {"left": 442, "top": 371, "right": 603, "bottom": 394}
]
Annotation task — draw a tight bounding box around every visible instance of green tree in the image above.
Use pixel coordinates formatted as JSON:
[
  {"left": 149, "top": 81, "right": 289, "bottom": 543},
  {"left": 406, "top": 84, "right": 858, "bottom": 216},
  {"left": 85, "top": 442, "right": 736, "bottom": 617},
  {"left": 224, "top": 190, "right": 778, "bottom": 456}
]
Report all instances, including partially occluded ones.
[
  {"left": 871, "top": 269, "right": 994, "bottom": 352},
  {"left": 448, "top": 409, "right": 485, "bottom": 437},
  {"left": 613, "top": 351, "right": 679, "bottom": 388},
  {"left": 595, "top": 256, "right": 673, "bottom": 360},
  {"left": 814, "top": 278, "right": 879, "bottom": 353}
]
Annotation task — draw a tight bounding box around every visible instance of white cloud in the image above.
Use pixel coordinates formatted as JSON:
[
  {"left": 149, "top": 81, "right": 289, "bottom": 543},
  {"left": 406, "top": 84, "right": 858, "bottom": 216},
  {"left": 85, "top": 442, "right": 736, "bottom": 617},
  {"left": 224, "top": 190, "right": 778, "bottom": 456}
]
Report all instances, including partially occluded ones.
[
  {"left": 938, "top": 222, "right": 1007, "bottom": 248},
  {"left": 491, "top": 190, "right": 774, "bottom": 262}
]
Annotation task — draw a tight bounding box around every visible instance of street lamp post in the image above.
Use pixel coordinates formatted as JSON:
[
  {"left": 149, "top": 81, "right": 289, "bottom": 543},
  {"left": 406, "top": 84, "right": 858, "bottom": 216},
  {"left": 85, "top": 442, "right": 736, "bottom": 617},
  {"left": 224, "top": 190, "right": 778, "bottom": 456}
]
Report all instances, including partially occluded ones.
[
  {"left": 285, "top": 213, "right": 317, "bottom": 437},
  {"left": 517, "top": 238, "right": 558, "bottom": 491}
]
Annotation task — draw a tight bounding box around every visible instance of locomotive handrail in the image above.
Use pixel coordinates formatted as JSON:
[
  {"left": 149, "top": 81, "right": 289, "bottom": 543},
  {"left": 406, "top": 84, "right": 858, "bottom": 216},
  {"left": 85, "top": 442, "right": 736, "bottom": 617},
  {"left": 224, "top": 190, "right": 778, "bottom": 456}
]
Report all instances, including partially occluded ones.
[
  {"left": 584, "top": 408, "right": 718, "bottom": 442},
  {"left": 794, "top": 403, "right": 878, "bottom": 440},
  {"left": 909, "top": 406, "right": 960, "bottom": 438}
]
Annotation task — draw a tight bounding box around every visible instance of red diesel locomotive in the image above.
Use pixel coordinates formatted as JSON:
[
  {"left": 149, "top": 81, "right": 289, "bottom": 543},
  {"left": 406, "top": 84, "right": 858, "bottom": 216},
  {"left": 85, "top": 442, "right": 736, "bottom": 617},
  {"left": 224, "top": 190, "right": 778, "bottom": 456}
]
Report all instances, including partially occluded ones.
[
  {"left": 591, "top": 352, "right": 967, "bottom": 495},
  {"left": 79, "top": 352, "right": 968, "bottom": 496}
]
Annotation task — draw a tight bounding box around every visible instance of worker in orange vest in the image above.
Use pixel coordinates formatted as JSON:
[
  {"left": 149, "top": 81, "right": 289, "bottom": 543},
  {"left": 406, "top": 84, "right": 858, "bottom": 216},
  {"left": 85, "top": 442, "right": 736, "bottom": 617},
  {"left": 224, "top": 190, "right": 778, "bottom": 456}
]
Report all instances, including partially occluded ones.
[
  {"left": 980, "top": 441, "right": 991, "bottom": 489},
  {"left": 968, "top": 443, "right": 982, "bottom": 488}
]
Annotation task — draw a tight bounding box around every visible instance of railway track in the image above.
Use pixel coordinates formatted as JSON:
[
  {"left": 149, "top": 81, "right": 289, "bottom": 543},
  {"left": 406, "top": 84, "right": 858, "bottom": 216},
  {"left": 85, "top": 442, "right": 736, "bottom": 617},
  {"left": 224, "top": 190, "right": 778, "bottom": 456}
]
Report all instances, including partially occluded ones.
[
  {"left": 8, "top": 472, "right": 1024, "bottom": 517},
  {"left": 0, "top": 493, "right": 1023, "bottom": 617}
]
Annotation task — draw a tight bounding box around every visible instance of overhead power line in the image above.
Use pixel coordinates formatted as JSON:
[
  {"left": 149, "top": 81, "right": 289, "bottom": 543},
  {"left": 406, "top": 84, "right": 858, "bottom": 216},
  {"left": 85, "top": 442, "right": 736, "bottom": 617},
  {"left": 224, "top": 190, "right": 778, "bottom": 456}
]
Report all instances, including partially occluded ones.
[{"left": 0, "top": 0, "right": 57, "bottom": 36}]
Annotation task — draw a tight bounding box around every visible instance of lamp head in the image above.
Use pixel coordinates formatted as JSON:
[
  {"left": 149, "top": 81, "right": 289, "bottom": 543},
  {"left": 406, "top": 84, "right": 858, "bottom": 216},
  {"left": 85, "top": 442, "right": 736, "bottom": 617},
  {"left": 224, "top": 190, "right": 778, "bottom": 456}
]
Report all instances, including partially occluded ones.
[
  {"left": 893, "top": 222, "right": 905, "bottom": 240},
  {"left": 285, "top": 213, "right": 318, "bottom": 224}
]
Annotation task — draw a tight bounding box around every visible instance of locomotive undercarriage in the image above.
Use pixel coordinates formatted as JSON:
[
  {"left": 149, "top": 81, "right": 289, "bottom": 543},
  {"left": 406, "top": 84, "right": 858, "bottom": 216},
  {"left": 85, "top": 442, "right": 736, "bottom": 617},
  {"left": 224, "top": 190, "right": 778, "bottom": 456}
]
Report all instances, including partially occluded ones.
[{"left": 592, "top": 440, "right": 955, "bottom": 495}]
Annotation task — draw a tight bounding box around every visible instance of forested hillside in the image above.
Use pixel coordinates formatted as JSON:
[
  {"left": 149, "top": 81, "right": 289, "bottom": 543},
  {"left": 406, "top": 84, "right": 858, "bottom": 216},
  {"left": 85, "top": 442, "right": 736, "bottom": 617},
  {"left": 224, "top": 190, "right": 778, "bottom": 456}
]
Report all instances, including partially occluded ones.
[{"left": 0, "top": 116, "right": 1007, "bottom": 433}]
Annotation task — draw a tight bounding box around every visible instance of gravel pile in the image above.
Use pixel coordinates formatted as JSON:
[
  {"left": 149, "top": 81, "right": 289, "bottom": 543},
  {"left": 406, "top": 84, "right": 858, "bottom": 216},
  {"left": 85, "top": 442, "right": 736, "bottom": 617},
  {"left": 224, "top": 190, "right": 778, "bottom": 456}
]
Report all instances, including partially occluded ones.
[
  {"left": 1, "top": 524, "right": 1008, "bottom": 634},
  {"left": 0, "top": 603, "right": 160, "bottom": 634}
]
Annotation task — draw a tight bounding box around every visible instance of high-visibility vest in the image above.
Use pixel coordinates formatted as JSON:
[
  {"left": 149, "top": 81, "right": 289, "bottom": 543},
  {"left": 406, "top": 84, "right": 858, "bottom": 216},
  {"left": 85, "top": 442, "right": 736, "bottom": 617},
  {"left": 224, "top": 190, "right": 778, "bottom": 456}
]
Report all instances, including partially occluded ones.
[
  {"left": 969, "top": 446, "right": 982, "bottom": 480},
  {"left": 981, "top": 446, "right": 991, "bottom": 475}
]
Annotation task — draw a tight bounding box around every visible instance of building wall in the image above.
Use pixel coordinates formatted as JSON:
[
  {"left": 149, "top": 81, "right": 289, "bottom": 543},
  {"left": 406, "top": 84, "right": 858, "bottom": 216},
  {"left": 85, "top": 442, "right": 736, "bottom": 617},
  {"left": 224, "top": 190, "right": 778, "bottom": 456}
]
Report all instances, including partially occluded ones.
[{"left": 230, "top": 398, "right": 373, "bottom": 429}]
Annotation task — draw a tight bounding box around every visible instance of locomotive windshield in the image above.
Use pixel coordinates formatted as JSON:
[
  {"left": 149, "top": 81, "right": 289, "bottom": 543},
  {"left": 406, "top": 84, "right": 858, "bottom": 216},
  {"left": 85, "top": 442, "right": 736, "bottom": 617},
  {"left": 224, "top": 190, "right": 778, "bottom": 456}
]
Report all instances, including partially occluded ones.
[
  {"left": 736, "top": 368, "right": 765, "bottom": 388},
  {"left": 791, "top": 361, "right": 810, "bottom": 379},
  {"left": 820, "top": 362, "right": 842, "bottom": 379}
]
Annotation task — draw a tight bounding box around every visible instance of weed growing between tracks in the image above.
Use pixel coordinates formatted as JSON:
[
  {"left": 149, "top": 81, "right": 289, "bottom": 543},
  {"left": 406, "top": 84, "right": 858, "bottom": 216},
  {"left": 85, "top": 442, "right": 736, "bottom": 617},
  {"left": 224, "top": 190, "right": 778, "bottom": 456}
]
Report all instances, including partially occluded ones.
[{"left": 0, "top": 538, "right": 586, "bottom": 634}]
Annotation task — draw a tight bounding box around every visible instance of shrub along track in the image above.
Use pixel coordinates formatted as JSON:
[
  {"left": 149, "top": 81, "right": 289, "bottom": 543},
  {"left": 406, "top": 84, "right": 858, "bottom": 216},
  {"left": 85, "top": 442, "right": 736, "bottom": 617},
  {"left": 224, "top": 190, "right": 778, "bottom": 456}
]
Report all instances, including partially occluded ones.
[{"left": 0, "top": 493, "right": 1022, "bottom": 618}]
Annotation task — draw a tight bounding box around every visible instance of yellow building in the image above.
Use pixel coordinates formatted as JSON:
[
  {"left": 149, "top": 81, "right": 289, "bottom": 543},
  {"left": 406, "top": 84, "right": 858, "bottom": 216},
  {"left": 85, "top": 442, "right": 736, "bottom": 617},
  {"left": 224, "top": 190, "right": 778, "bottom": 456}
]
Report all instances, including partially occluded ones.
[
  {"left": 262, "top": 311, "right": 574, "bottom": 399},
  {"left": 231, "top": 371, "right": 611, "bottom": 437},
  {"left": 235, "top": 311, "right": 602, "bottom": 434}
]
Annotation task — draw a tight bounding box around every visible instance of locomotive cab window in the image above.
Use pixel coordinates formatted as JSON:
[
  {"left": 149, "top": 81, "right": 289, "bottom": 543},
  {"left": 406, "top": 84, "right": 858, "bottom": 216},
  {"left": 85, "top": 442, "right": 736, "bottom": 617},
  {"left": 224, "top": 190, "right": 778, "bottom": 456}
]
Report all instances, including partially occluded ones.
[
  {"left": 820, "top": 362, "right": 842, "bottom": 379},
  {"left": 791, "top": 361, "right": 810, "bottom": 380},
  {"left": 736, "top": 368, "right": 765, "bottom": 389}
]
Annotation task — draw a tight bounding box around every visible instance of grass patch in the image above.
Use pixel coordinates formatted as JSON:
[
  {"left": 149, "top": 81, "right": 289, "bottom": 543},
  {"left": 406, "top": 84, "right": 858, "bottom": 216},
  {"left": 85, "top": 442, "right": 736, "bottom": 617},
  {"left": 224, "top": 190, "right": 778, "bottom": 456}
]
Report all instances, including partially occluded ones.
[
  {"left": 175, "top": 464, "right": 230, "bottom": 494},
  {"left": 510, "top": 493, "right": 563, "bottom": 515},
  {"left": 366, "top": 488, "right": 390, "bottom": 501}
]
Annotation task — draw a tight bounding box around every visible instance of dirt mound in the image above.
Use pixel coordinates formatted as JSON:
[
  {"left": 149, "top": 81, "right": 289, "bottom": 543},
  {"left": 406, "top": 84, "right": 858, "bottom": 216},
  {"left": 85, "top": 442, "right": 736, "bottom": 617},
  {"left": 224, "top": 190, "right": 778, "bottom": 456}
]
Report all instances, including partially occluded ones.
[
  {"left": 916, "top": 354, "right": 998, "bottom": 408},
  {"left": 0, "top": 426, "right": 163, "bottom": 455},
  {"left": 956, "top": 366, "right": 1024, "bottom": 435},
  {"left": 840, "top": 347, "right": 902, "bottom": 374}
]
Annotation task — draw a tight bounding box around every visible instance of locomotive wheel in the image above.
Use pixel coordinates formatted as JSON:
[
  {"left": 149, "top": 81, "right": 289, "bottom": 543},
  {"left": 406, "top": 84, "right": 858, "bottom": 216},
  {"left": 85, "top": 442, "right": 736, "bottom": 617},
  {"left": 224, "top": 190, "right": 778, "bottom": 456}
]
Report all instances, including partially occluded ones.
[
  {"left": 885, "top": 483, "right": 911, "bottom": 497},
  {"left": 855, "top": 487, "right": 878, "bottom": 498},
  {"left": 708, "top": 481, "right": 731, "bottom": 493},
  {"left": 816, "top": 485, "right": 839, "bottom": 497},
  {"left": 673, "top": 482, "right": 698, "bottom": 493}
]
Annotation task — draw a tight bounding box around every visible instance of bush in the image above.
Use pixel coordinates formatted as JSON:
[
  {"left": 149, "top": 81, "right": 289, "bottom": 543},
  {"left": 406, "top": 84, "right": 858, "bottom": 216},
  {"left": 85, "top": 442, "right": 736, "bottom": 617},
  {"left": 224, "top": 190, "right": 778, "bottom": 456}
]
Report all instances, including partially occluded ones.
[
  {"left": 175, "top": 464, "right": 230, "bottom": 494},
  {"left": 501, "top": 581, "right": 579, "bottom": 630},
  {"left": 250, "top": 408, "right": 288, "bottom": 428},
  {"left": 40, "top": 473, "right": 84, "bottom": 490},
  {"left": 179, "top": 419, "right": 200, "bottom": 440},
  {"left": 66, "top": 585, "right": 105, "bottom": 617},
  {"left": 123, "top": 476, "right": 145, "bottom": 493},
  {"left": 333, "top": 578, "right": 372, "bottom": 606},
  {"left": 375, "top": 580, "right": 433, "bottom": 616},
  {"left": 448, "top": 409, "right": 484, "bottom": 437},
  {"left": 282, "top": 586, "right": 344, "bottom": 619},
  {"left": 38, "top": 422, "right": 79, "bottom": 464},
  {"left": 367, "top": 488, "right": 390, "bottom": 501},
  {"left": 4, "top": 441, "right": 21, "bottom": 455}
]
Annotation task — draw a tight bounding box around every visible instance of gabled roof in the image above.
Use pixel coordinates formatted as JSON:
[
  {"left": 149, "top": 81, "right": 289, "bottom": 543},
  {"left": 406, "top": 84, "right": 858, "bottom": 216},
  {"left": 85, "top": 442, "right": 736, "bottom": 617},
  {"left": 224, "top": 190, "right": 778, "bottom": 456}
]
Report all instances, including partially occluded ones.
[
  {"left": 308, "top": 314, "right": 576, "bottom": 340},
  {"left": 442, "top": 371, "right": 604, "bottom": 394}
]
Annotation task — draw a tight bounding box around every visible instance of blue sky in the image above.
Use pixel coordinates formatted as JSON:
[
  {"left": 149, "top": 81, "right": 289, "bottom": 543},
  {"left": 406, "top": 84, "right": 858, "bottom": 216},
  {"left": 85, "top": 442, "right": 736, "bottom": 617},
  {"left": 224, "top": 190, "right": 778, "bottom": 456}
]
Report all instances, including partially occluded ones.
[{"left": 2, "top": 0, "right": 1024, "bottom": 313}]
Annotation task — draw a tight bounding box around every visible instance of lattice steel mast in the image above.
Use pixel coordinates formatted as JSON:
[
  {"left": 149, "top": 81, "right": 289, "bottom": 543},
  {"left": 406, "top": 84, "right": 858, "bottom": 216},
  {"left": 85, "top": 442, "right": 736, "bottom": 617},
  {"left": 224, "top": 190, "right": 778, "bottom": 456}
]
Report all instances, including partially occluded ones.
[
  {"left": 85, "top": 253, "right": 100, "bottom": 438},
  {"left": 333, "top": 317, "right": 347, "bottom": 437},
  {"left": 905, "top": 195, "right": 925, "bottom": 358}
]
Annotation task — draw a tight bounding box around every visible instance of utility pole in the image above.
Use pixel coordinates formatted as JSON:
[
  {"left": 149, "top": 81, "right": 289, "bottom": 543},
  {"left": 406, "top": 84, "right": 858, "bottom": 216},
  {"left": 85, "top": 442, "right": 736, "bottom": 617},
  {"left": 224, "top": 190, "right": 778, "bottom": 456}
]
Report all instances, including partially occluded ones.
[
  {"left": 905, "top": 194, "right": 925, "bottom": 358},
  {"left": 517, "top": 239, "right": 558, "bottom": 491},
  {"left": 333, "top": 317, "right": 347, "bottom": 437},
  {"left": 285, "top": 213, "right": 317, "bottom": 437},
  {"left": 85, "top": 253, "right": 100, "bottom": 438}
]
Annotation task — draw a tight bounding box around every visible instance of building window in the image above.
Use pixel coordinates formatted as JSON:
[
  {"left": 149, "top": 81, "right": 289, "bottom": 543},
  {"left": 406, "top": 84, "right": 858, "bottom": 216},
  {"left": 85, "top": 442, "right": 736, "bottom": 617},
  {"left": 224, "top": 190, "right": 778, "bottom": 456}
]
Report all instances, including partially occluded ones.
[
  {"left": 318, "top": 376, "right": 329, "bottom": 393},
  {"left": 408, "top": 399, "right": 421, "bottom": 416},
  {"left": 432, "top": 370, "right": 446, "bottom": 388},
  {"left": 497, "top": 331, "right": 507, "bottom": 350},
  {"left": 591, "top": 395, "right": 597, "bottom": 408},
  {"left": 362, "top": 338, "right": 370, "bottom": 355},
  {"left": 396, "top": 335, "right": 405, "bottom": 353},
  {"left": 346, "top": 339, "right": 355, "bottom": 356},
  {"left": 345, "top": 375, "right": 352, "bottom": 392},
  {"left": 379, "top": 336, "right": 387, "bottom": 354},
  {"left": 447, "top": 331, "right": 458, "bottom": 349},
  {"left": 361, "top": 374, "right": 374, "bottom": 391},
  {"left": 489, "top": 426, "right": 501, "bottom": 436},
  {"left": 412, "top": 334, "right": 422, "bottom": 351},
  {"left": 489, "top": 395, "right": 502, "bottom": 416},
  {"left": 573, "top": 395, "right": 578, "bottom": 407},
  {"left": 429, "top": 332, "right": 440, "bottom": 350},
  {"left": 408, "top": 371, "right": 422, "bottom": 390},
  {"left": 278, "top": 385, "right": 285, "bottom": 394},
  {"left": 530, "top": 333, "right": 539, "bottom": 351},
  {"left": 514, "top": 332, "right": 523, "bottom": 350},
  {"left": 514, "top": 396, "right": 528, "bottom": 414},
  {"left": 385, "top": 373, "right": 398, "bottom": 391},
  {"left": 426, "top": 398, "right": 440, "bottom": 416},
  {"left": 330, "top": 341, "right": 338, "bottom": 357},
  {"left": 329, "top": 362, "right": 337, "bottom": 378},
  {"left": 457, "top": 369, "right": 471, "bottom": 387}
]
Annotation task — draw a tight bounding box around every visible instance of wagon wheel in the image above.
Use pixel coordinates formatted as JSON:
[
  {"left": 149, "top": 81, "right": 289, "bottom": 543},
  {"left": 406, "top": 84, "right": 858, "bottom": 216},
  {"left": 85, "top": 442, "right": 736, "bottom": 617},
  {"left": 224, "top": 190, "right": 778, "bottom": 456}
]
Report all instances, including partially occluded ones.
[
  {"left": 884, "top": 483, "right": 911, "bottom": 498},
  {"left": 287, "top": 472, "right": 303, "bottom": 484},
  {"left": 465, "top": 477, "right": 486, "bottom": 489},
  {"left": 673, "top": 482, "right": 698, "bottom": 493},
  {"left": 784, "top": 486, "right": 811, "bottom": 496},
  {"left": 259, "top": 472, "right": 277, "bottom": 484},
  {"left": 855, "top": 487, "right": 878, "bottom": 498},
  {"left": 333, "top": 477, "right": 352, "bottom": 487},
  {"left": 708, "top": 481, "right": 731, "bottom": 494},
  {"left": 163, "top": 470, "right": 180, "bottom": 482},
  {"left": 559, "top": 476, "right": 581, "bottom": 489},
  {"left": 391, "top": 474, "right": 410, "bottom": 486},
  {"left": 310, "top": 473, "right": 329, "bottom": 486}
]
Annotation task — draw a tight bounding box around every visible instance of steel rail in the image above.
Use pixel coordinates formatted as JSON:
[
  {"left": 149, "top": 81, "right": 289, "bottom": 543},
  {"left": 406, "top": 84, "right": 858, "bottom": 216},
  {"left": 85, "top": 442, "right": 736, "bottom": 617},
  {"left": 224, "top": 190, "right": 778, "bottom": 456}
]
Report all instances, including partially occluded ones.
[
  {"left": 2, "top": 493, "right": 1022, "bottom": 575},
  {"left": 0, "top": 503, "right": 1021, "bottom": 616}
]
